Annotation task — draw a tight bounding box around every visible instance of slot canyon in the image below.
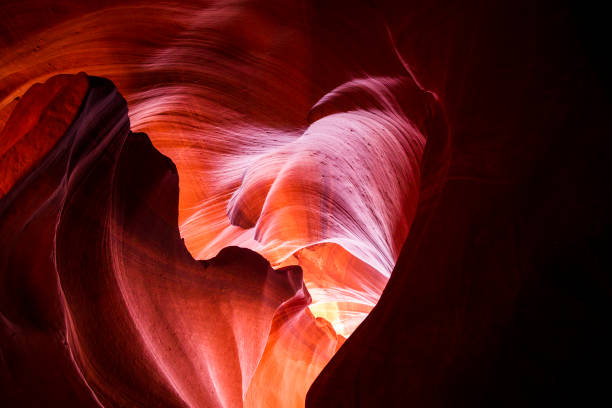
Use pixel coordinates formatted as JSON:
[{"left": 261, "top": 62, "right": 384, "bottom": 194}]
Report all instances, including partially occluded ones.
[{"left": 1, "top": 1, "right": 610, "bottom": 407}]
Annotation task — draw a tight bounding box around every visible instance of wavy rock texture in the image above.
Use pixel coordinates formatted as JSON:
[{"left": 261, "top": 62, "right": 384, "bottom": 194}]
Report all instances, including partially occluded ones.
[
  {"left": 0, "top": 0, "right": 439, "bottom": 342},
  {"left": 0, "top": 2, "right": 445, "bottom": 405},
  {"left": 1, "top": 1, "right": 610, "bottom": 407},
  {"left": 306, "top": 1, "right": 612, "bottom": 407},
  {"left": 0, "top": 74, "right": 338, "bottom": 407}
]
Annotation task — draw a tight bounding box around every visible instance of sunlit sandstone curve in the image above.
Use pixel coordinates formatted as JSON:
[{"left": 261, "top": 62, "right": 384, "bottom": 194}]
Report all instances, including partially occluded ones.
[
  {"left": 2, "top": 2, "right": 603, "bottom": 407},
  {"left": 0, "top": 1, "right": 443, "bottom": 407},
  {"left": 0, "top": 1, "right": 437, "bottom": 339},
  {"left": 0, "top": 74, "right": 345, "bottom": 407}
]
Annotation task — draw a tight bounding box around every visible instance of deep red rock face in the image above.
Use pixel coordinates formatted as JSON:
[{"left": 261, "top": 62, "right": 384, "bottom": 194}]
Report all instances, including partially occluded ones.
[
  {"left": 1, "top": 1, "right": 610, "bottom": 407},
  {"left": 0, "top": 74, "right": 325, "bottom": 407},
  {"left": 0, "top": 73, "right": 88, "bottom": 196}
]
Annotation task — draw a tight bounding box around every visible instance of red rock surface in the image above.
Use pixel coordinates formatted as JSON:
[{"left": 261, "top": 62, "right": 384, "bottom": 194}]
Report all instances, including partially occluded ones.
[
  {"left": 0, "top": 73, "right": 88, "bottom": 196},
  {"left": 0, "top": 75, "right": 335, "bottom": 407},
  {"left": 1, "top": 1, "right": 610, "bottom": 407},
  {"left": 0, "top": 0, "right": 440, "bottom": 347}
]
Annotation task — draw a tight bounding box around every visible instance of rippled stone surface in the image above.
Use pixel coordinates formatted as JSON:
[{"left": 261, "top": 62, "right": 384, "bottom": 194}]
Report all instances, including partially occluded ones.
[{"left": 1, "top": 1, "right": 610, "bottom": 407}]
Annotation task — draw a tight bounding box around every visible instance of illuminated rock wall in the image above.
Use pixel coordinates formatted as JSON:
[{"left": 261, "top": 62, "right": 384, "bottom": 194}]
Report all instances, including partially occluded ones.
[{"left": 1, "top": 1, "right": 609, "bottom": 407}]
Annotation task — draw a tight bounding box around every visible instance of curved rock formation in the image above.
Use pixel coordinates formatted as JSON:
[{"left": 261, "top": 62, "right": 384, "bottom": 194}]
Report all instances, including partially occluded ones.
[
  {"left": 0, "top": 0, "right": 438, "bottom": 343},
  {"left": 1, "top": 1, "right": 610, "bottom": 407},
  {"left": 0, "top": 74, "right": 336, "bottom": 407}
]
